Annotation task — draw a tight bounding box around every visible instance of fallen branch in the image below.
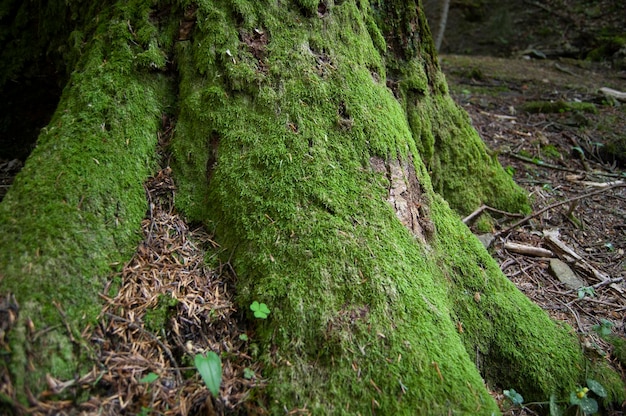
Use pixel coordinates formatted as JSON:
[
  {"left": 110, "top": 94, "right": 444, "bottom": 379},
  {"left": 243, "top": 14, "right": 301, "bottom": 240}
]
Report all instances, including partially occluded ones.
[
  {"left": 504, "top": 242, "right": 553, "bottom": 257},
  {"left": 496, "top": 183, "right": 626, "bottom": 237},
  {"left": 600, "top": 87, "right": 626, "bottom": 103}
]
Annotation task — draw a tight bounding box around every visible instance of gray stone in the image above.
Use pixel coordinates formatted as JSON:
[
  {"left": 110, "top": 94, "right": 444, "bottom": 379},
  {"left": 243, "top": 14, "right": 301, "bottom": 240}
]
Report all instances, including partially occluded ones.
[{"left": 549, "top": 258, "right": 585, "bottom": 290}]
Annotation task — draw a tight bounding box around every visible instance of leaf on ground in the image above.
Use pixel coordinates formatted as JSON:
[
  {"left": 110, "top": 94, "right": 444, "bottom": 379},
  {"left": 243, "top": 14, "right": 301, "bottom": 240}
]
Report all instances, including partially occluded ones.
[
  {"left": 194, "top": 352, "right": 222, "bottom": 396},
  {"left": 586, "top": 379, "right": 607, "bottom": 397},
  {"left": 139, "top": 372, "right": 159, "bottom": 383}
]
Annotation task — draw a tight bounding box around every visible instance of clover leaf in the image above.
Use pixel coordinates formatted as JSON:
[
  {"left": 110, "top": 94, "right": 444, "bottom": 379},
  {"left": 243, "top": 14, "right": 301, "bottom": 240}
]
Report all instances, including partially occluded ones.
[{"left": 250, "top": 301, "right": 270, "bottom": 319}]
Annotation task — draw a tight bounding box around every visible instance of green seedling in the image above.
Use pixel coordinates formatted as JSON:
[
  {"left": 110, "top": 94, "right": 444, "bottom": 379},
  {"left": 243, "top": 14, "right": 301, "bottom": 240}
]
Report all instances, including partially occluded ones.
[
  {"left": 139, "top": 372, "right": 159, "bottom": 383},
  {"left": 506, "top": 379, "right": 607, "bottom": 416},
  {"left": 243, "top": 368, "right": 255, "bottom": 379},
  {"left": 194, "top": 352, "right": 222, "bottom": 397},
  {"left": 504, "top": 388, "right": 524, "bottom": 406},
  {"left": 250, "top": 301, "right": 270, "bottom": 319},
  {"left": 568, "top": 380, "right": 606, "bottom": 415},
  {"left": 138, "top": 407, "right": 152, "bottom": 416},
  {"left": 578, "top": 286, "right": 595, "bottom": 299},
  {"left": 592, "top": 319, "right": 613, "bottom": 337}
]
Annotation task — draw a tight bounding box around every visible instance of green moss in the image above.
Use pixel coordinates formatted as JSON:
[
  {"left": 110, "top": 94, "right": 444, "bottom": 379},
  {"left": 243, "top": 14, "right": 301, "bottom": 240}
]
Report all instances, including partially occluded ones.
[
  {"left": 414, "top": 95, "right": 529, "bottom": 215},
  {"left": 522, "top": 100, "right": 598, "bottom": 114},
  {"left": 474, "top": 213, "right": 494, "bottom": 233},
  {"left": 604, "top": 335, "right": 626, "bottom": 366},
  {"left": 541, "top": 144, "right": 561, "bottom": 160},
  {"left": 0, "top": 0, "right": 176, "bottom": 400},
  {"left": 144, "top": 294, "right": 179, "bottom": 333}
]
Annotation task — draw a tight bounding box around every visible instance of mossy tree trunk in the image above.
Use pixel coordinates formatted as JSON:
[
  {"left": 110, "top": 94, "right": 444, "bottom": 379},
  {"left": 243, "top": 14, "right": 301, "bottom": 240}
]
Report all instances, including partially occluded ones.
[{"left": 0, "top": 0, "right": 623, "bottom": 413}]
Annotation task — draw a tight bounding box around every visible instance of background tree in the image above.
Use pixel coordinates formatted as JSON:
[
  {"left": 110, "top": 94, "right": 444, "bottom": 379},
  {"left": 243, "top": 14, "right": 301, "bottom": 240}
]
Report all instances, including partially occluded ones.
[{"left": 0, "top": 0, "right": 623, "bottom": 413}]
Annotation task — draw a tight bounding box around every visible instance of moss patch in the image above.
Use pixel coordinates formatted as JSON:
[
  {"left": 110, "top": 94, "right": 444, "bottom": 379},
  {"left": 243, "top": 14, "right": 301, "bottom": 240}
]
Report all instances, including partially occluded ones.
[
  {"left": 522, "top": 100, "right": 598, "bottom": 114},
  {"left": 144, "top": 294, "right": 179, "bottom": 333}
]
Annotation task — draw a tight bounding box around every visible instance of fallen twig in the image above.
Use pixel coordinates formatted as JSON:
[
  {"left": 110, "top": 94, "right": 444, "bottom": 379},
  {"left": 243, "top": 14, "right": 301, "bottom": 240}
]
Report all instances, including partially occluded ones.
[
  {"left": 503, "top": 242, "right": 553, "bottom": 257},
  {"left": 462, "top": 204, "right": 524, "bottom": 225},
  {"left": 507, "top": 152, "right": 580, "bottom": 173},
  {"left": 496, "top": 183, "right": 626, "bottom": 237}
]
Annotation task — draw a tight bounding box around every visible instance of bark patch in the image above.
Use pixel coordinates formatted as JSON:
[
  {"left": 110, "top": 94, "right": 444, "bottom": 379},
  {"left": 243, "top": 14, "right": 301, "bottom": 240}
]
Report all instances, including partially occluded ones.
[{"left": 371, "top": 156, "right": 436, "bottom": 243}]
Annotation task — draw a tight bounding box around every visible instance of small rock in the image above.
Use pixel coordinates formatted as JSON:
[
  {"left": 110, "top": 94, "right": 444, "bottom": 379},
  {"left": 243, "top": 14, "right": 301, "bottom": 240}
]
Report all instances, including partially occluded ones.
[
  {"left": 476, "top": 233, "right": 494, "bottom": 249},
  {"left": 549, "top": 258, "right": 585, "bottom": 290}
]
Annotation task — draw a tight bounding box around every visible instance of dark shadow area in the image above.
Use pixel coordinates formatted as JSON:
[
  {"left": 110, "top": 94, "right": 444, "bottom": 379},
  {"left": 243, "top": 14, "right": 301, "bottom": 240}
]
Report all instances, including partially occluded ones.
[
  {"left": 424, "top": 0, "right": 626, "bottom": 67},
  {"left": 0, "top": 63, "right": 63, "bottom": 200}
]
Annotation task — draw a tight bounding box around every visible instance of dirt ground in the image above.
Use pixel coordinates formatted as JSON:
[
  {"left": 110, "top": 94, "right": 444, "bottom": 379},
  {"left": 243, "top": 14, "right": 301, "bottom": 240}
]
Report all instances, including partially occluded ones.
[{"left": 442, "top": 54, "right": 626, "bottom": 414}]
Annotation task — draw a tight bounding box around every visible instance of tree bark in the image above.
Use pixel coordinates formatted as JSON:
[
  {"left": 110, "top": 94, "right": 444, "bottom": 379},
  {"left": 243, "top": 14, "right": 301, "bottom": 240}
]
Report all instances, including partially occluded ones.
[{"left": 0, "top": 0, "right": 623, "bottom": 413}]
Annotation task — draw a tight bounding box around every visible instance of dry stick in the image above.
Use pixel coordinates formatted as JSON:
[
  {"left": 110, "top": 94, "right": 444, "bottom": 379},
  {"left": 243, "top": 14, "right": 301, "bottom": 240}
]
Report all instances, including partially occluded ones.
[
  {"left": 462, "top": 204, "right": 524, "bottom": 224},
  {"left": 496, "top": 183, "right": 626, "bottom": 237},
  {"left": 561, "top": 299, "right": 584, "bottom": 333},
  {"left": 507, "top": 152, "right": 581, "bottom": 173},
  {"left": 104, "top": 312, "right": 183, "bottom": 385},
  {"left": 590, "top": 277, "right": 623, "bottom": 290}
]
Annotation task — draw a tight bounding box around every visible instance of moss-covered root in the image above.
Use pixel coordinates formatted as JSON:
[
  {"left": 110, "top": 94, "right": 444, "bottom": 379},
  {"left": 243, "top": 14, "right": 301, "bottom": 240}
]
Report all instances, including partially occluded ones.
[
  {"left": 407, "top": 94, "right": 530, "bottom": 216},
  {"left": 0, "top": 1, "right": 175, "bottom": 400}
]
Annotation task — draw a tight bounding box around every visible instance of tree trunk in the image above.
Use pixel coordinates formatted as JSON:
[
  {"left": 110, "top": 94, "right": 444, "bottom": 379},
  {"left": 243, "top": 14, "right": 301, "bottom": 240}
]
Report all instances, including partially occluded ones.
[{"left": 0, "top": 0, "right": 623, "bottom": 413}]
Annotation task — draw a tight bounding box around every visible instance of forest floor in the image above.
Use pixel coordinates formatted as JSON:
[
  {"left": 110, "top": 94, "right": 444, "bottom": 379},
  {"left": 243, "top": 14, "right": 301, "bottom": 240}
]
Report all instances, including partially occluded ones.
[{"left": 442, "top": 54, "right": 626, "bottom": 415}]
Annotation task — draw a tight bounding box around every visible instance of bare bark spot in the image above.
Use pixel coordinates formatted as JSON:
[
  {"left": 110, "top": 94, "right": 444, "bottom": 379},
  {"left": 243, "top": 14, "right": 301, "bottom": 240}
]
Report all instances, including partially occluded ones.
[
  {"left": 178, "top": 5, "right": 197, "bottom": 41},
  {"left": 371, "top": 156, "right": 435, "bottom": 243},
  {"left": 317, "top": 1, "right": 328, "bottom": 18}
]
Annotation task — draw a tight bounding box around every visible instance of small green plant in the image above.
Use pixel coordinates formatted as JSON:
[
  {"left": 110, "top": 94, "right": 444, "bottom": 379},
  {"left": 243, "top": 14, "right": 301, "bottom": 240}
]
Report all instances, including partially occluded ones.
[
  {"left": 504, "top": 388, "right": 524, "bottom": 406},
  {"left": 239, "top": 333, "right": 249, "bottom": 341},
  {"left": 592, "top": 319, "right": 613, "bottom": 337},
  {"left": 568, "top": 379, "right": 607, "bottom": 415},
  {"left": 505, "top": 379, "right": 607, "bottom": 415},
  {"left": 137, "top": 372, "right": 159, "bottom": 415},
  {"left": 243, "top": 367, "right": 255, "bottom": 379},
  {"left": 137, "top": 407, "right": 152, "bottom": 416},
  {"left": 504, "top": 165, "right": 516, "bottom": 177},
  {"left": 139, "top": 372, "right": 159, "bottom": 384},
  {"left": 250, "top": 301, "right": 270, "bottom": 319},
  {"left": 577, "top": 286, "right": 596, "bottom": 299},
  {"left": 194, "top": 352, "right": 222, "bottom": 397}
]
